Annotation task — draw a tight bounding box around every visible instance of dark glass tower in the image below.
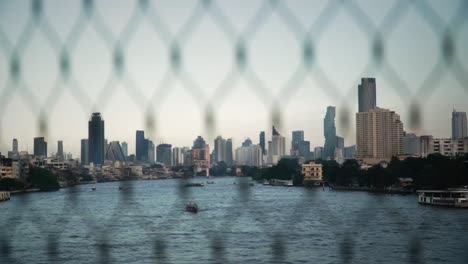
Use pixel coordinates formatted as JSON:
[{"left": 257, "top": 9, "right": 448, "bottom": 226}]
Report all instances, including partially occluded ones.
[
  {"left": 259, "top": 131, "right": 266, "bottom": 155},
  {"left": 323, "top": 106, "right": 337, "bottom": 159},
  {"left": 136, "top": 130, "right": 148, "bottom": 162},
  {"left": 156, "top": 144, "right": 172, "bottom": 167},
  {"left": 33, "top": 137, "right": 47, "bottom": 157},
  {"left": 88, "top": 113, "right": 105, "bottom": 165},
  {"left": 358, "top": 78, "right": 377, "bottom": 113}
]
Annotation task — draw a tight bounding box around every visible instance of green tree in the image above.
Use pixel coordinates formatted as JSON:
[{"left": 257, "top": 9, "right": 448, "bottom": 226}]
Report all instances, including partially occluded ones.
[
  {"left": 0, "top": 178, "right": 25, "bottom": 191},
  {"left": 28, "top": 167, "right": 60, "bottom": 191}
]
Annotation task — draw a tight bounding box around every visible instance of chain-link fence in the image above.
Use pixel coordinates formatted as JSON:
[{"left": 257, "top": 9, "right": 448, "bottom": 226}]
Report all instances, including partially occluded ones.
[{"left": 1, "top": 0, "right": 468, "bottom": 263}]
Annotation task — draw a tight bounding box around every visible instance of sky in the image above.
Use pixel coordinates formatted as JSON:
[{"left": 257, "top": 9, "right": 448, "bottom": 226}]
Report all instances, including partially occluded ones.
[{"left": 0, "top": 0, "right": 467, "bottom": 158}]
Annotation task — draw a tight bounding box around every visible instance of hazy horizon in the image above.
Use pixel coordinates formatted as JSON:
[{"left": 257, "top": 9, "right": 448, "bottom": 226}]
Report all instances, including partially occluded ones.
[{"left": 1, "top": 0, "right": 467, "bottom": 158}]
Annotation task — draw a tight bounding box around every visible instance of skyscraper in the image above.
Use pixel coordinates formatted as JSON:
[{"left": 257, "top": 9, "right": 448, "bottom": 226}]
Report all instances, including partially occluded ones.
[
  {"left": 136, "top": 130, "right": 148, "bottom": 162},
  {"left": 121, "top": 142, "right": 128, "bottom": 157},
  {"left": 33, "top": 137, "right": 47, "bottom": 157},
  {"left": 235, "top": 144, "right": 263, "bottom": 167},
  {"left": 226, "top": 139, "right": 233, "bottom": 166},
  {"left": 298, "top": 140, "right": 311, "bottom": 159},
  {"left": 57, "top": 140, "right": 64, "bottom": 160},
  {"left": 81, "top": 139, "right": 89, "bottom": 165},
  {"left": 291, "top": 130, "right": 304, "bottom": 156},
  {"left": 358, "top": 78, "right": 377, "bottom": 113},
  {"left": 242, "top": 138, "right": 253, "bottom": 147},
  {"left": 148, "top": 140, "right": 155, "bottom": 164},
  {"left": 88, "top": 112, "right": 105, "bottom": 165},
  {"left": 356, "top": 108, "right": 404, "bottom": 163},
  {"left": 314, "top": 147, "right": 323, "bottom": 160},
  {"left": 269, "top": 126, "right": 286, "bottom": 164},
  {"left": 156, "top": 143, "right": 172, "bottom": 167},
  {"left": 191, "top": 136, "right": 210, "bottom": 175},
  {"left": 214, "top": 136, "right": 227, "bottom": 163},
  {"left": 323, "top": 106, "right": 337, "bottom": 159},
  {"left": 172, "top": 147, "right": 183, "bottom": 166},
  {"left": 403, "top": 133, "right": 421, "bottom": 155},
  {"left": 452, "top": 110, "right": 467, "bottom": 139},
  {"left": 259, "top": 131, "right": 266, "bottom": 155},
  {"left": 12, "top": 139, "right": 18, "bottom": 153}
]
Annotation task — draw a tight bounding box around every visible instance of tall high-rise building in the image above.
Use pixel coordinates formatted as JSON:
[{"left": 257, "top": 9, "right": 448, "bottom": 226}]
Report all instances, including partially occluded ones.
[
  {"left": 182, "top": 147, "right": 192, "bottom": 166},
  {"left": 57, "top": 140, "right": 64, "bottom": 160},
  {"left": 356, "top": 108, "right": 404, "bottom": 163},
  {"left": 298, "top": 140, "right": 311, "bottom": 159},
  {"left": 88, "top": 112, "right": 105, "bottom": 165},
  {"left": 226, "top": 139, "right": 233, "bottom": 166},
  {"left": 214, "top": 136, "right": 227, "bottom": 163},
  {"left": 136, "top": 130, "right": 148, "bottom": 162},
  {"left": 336, "top": 136, "right": 344, "bottom": 149},
  {"left": 172, "top": 147, "right": 183, "bottom": 166},
  {"left": 148, "top": 140, "right": 155, "bottom": 164},
  {"left": 121, "top": 142, "right": 128, "bottom": 157},
  {"left": 106, "top": 141, "right": 126, "bottom": 162},
  {"left": 324, "top": 106, "right": 337, "bottom": 159},
  {"left": 344, "top": 146, "right": 356, "bottom": 159},
  {"left": 292, "top": 131, "right": 304, "bottom": 142},
  {"left": 358, "top": 78, "right": 377, "bottom": 113},
  {"left": 403, "top": 133, "right": 421, "bottom": 155},
  {"left": 452, "top": 110, "right": 467, "bottom": 139},
  {"left": 156, "top": 143, "right": 172, "bottom": 167},
  {"left": 81, "top": 139, "right": 89, "bottom": 165},
  {"left": 291, "top": 130, "right": 304, "bottom": 156},
  {"left": 314, "top": 147, "right": 323, "bottom": 160},
  {"left": 12, "top": 139, "right": 18, "bottom": 153},
  {"left": 33, "top": 137, "right": 47, "bottom": 157},
  {"left": 191, "top": 136, "right": 210, "bottom": 175},
  {"left": 235, "top": 144, "right": 263, "bottom": 167},
  {"left": 269, "top": 126, "right": 286, "bottom": 164},
  {"left": 104, "top": 139, "right": 108, "bottom": 158},
  {"left": 259, "top": 131, "right": 266, "bottom": 155},
  {"left": 242, "top": 138, "right": 253, "bottom": 147}
]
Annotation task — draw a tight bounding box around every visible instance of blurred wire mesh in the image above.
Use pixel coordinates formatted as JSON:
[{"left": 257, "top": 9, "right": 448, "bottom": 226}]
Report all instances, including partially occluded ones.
[{"left": 1, "top": 0, "right": 468, "bottom": 263}]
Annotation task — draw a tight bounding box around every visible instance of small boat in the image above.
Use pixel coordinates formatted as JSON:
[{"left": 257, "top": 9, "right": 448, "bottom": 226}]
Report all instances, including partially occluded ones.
[
  {"left": 186, "top": 202, "right": 198, "bottom": 213},
  {"left": 185, "top": 183, "right": 204, "bottom": 187},
  {"left": 91, "top": 187, "right": 96, "bottom": 191},
  {"left": 118, "top": 186, "right": 123, "bottom": 190},
  {"left": 417, "top": 189, "right": 468, "bottom": 208}
]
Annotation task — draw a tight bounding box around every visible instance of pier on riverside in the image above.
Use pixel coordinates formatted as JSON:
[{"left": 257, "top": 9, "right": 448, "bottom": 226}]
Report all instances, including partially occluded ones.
[{"left": 0, "top": 191, "right": 10, "bottom": 202}]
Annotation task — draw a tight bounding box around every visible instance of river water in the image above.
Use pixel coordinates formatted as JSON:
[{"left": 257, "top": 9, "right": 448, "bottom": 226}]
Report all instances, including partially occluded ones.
[{"left": 1, "top": 177, "right": 467, "bottom": 263}]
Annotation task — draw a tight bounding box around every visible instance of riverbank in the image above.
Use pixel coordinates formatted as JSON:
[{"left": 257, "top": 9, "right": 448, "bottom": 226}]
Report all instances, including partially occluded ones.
[
  {"left": 10, "top": 188, "right": 41, "bottom": 196},
  {"left": 330, "top": 185, "right": 414, "bottom": 195}
]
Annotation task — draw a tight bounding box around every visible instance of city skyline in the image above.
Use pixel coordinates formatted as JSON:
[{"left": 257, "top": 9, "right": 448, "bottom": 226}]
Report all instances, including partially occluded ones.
[
  {"left": 1, "top": 0, "right": 468, "bottom": 158},
  {"left": 1, "top": 95, "right": 467, "bottom": 159}
]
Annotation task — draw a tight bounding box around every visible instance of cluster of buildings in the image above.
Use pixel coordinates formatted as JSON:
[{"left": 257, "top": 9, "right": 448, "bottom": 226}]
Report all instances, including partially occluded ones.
[
  {"left": 1, "top": 77, "right": 467, "bottom": 184},
  {"left": 354, "top": 78, "right": 468, "bottom": 164}
]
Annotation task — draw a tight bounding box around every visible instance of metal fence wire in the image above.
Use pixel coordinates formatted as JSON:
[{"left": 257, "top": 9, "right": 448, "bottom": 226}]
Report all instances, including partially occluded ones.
[{"left": 1, "top": 0, "right": 468, "bottom": 263}]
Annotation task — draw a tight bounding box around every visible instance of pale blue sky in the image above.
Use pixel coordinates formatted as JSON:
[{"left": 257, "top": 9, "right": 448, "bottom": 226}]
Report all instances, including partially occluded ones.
[{"left": 1, "top": 0, "right": 467, "bottom": 158}]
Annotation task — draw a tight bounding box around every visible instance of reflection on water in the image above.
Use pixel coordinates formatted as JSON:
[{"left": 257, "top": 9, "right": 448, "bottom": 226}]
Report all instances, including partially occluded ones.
[{"left": 1, "top": 177, "right": 468, "bottom": 263}]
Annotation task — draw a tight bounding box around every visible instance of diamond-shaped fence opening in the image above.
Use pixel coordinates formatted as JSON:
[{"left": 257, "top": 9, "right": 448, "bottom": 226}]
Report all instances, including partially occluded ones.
[{"left": 1, "top": 0, "right": 468, "bottom": 263}]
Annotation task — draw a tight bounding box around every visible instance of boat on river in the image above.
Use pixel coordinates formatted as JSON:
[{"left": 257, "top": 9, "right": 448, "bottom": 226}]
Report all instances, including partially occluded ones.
[
  {"left": 186, "top": 202, "right": 198, "bottom": 213},
  {"left": 185, "top": 183, "right": 204, "bottom": 187},
  {"left": 417, "top": 189, "right": 468, "bottom": 208}
]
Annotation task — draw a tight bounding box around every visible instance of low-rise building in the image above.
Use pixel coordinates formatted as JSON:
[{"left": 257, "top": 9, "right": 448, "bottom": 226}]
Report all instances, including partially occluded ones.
[
  {"left": 302, "top": 161, "right": 323, "bottom": 186},
  {"left": 420, "top": 137, "right": 468, "bottom": 157}
]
